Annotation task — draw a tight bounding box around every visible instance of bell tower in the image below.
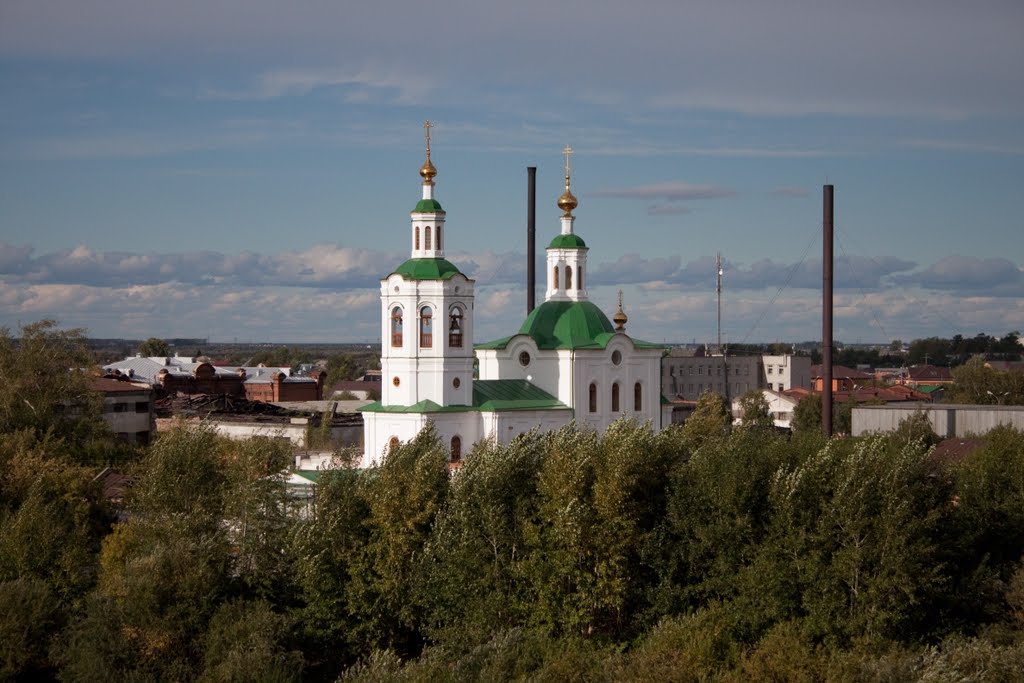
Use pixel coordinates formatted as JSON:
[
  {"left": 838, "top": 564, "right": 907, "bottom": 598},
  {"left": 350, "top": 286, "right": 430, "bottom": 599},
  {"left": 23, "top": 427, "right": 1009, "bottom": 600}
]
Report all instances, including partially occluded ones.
[
  {"left": 545, "top": 144, "right": 589, "bottom": 302},
  {"left": 378, "top": 121, "right": 475, "bottom": 408}
]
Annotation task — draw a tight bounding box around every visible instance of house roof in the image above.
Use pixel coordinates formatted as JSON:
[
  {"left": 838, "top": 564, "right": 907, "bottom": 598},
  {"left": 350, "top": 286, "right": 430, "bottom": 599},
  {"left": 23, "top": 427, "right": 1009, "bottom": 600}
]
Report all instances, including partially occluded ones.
[
  {"left": 908, "top": 364, "right": 953, "bottom": 381},
  {"left": 391, "top": 257, "right": 463, "bottom": 280},
  {"left": 358, "top": 379, "right": 570, "bottom": 414},
  {"left": 90, "top": 377, "right": 152, "bottom": 393},
  {"left": 810, "top": 364, "right": 874, "bottom": 380}
]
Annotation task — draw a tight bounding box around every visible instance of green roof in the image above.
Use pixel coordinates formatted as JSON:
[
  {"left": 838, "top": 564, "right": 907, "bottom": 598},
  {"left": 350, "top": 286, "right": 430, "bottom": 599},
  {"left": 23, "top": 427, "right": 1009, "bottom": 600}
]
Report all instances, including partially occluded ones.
[
  {"left": 472, "top": 379, "right": 570, "bottom": 411},
  {"left": 476, "top": 300, "right": 665, "bottom": 351},
  {"left": 518, "top": 300, "right": 615, "bottom": 349},
  {"left": 548, "top": 233, "right": 588, "bottom": 249},
  {"left": 359, "top": 379, "right": 569, "bottom": 413},
  {"left": 413, "top": 198, "right": 445, "bottom": 213},
  {"left": 391, "top": 258, "right": 463, "bottom": 280}
]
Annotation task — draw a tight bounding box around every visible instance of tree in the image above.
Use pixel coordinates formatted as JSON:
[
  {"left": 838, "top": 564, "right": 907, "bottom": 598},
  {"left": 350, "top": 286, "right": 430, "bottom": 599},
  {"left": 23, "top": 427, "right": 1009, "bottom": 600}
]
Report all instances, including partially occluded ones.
[
  {"left": 737, "top": 390, "right": 773, "bottom": 431},
  {"left": 0, "top": 320, "right": 102, "bottom": 443},
  {"left": 791, "top": 394, "right": 823, "bottom": 434},
  {"left": 138, "top": 336, "right": 170, "bottom": 357},
  {"left": 681, "top": 392, "right": 731, "bottom": 450}
]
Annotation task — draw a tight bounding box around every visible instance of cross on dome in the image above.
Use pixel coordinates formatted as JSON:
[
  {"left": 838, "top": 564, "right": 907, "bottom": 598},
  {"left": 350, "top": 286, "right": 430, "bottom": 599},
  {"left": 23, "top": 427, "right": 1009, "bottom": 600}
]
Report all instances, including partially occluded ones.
[
  {"left": 420, "top": 119, "right": 437, "bottom": 183},
  {"left": 558, "top": 144, "right": 578, "bottom": 217}
]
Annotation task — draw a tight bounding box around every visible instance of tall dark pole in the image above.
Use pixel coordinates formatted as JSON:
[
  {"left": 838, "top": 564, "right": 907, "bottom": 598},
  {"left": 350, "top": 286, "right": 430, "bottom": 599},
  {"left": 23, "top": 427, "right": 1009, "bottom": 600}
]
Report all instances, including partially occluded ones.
[
  {"left": 527, "top": 166, "right": 537, "bottom": 315},
  {"left": 822, "top": 185, "right": 834, "bottom": 436}
]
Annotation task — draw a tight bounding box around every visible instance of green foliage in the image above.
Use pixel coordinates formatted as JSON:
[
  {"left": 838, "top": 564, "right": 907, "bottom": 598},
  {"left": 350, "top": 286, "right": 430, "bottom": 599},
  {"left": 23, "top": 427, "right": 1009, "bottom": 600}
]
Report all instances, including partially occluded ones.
[
  {"left": 138, "top": 337, "right": 169, "bottom": 357},
  {"left": 792, "top": 393, "right": 823, "bottom": 433},
  {"left": 348, "top": 425, "right": 449, "bottom": 655},
  {"left": 950, "top": 356, "right": 1024, "bottom": 405},
  {"left": 891, "top": 411, "right": 942, "bottom": 450},
  {"left": 680, "top": 391, "right": 731, "bottom": 450},
  {"left": 198, "top": 599, "right": 304, "bottom": 683},
  {"left": 736, "top": 389, "right": 773, "bottom": 431},
  {"left": 0, "top": 320, "right": 104, "bottom": 445},
  {"left": 0, "top": 576, "right": 63, "bottom": 680}
]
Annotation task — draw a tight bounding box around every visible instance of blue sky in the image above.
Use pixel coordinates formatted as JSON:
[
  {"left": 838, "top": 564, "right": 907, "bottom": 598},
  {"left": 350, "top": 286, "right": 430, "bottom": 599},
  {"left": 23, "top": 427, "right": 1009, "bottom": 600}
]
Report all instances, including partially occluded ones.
[{"left": 1, "top": 0, "right": 1022, "bottom": 345}]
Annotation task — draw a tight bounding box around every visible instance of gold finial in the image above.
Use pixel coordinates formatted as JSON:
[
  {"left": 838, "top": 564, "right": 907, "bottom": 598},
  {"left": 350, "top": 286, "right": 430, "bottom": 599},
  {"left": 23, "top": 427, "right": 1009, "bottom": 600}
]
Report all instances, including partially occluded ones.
[
  {"left": 557, "top": 144, "right": 578, "bottom": 217},
  {"left": 420, "top": 119, "right": 437, "bottom": 182},
  {"left": 613, "top": 289, "right": 628, "bottom": 331}
]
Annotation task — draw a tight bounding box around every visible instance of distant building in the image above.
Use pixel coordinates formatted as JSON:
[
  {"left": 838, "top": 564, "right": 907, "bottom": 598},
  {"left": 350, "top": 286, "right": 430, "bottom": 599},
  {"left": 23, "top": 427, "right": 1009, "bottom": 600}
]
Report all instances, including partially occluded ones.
[
  {"left": 91, "top": 376, "right": 155, "bottom": 445},
  {"left": 730, "top": 389, "right": 800, "bottom": 430},
  {"left": 906, "top": 364, "right": 954, "bottom": 387},
  {"left": 852, "top": 404, "right": 1024, "bottom": 438},
  {"left": 810, "top": 364, "right": 874, "bottom": 392},
  {"left": 661, "top": 351, "right": 811, "bottom": 400},
  {"left": 104, "top": 354, "right": 323, "bottom": 401}
]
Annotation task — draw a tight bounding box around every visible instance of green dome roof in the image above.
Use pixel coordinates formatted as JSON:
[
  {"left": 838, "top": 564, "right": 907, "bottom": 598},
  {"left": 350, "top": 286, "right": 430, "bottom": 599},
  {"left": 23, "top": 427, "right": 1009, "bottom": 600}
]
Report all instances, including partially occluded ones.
[
  {"left": 518, "top": 300, "right": 615, "bottom": 349},
  {"left": 548, "top": 233, "right": 587, "bottom": 249},
  {"left": 413, "top": 198, "right": 445, "bottom": 213},
  {"left": 392, "top": 258, "right": 462, "bottom": 280}
]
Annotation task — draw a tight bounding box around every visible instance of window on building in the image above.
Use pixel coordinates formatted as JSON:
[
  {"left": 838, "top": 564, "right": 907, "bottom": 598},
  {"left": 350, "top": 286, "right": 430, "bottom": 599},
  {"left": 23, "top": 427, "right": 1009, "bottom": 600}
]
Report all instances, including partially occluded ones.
[
  {"left": 450, "top": 436, "right": 462, "bottom": 463},
  {"left": 767, "top": 366, "right": 773, "bottom": 374},
  {"left": 767, "top": 383, "right": 773, "bottom": 391},
  {"left": 112, "top": 403, "right": 128, "bottom": 413},
  {"left": 391, "top": 307, "right": 403, "bottom": 347},
  {"left": 577, "top": 265, "right": 583, "bottom": 289},
  {"left": 589, "top": 383, "right": 597, "bottom": 413},
  {"left": 699, "top": 366, "right": 704, "bottom": 375},
  {"left": 565, "top": 265, "right": 572, "bottom": 289},
  {"left": 436, "top": 225, "right": 442, "bottom": 250},
  {"left": 419, "top": 306, "right": 433, "bottom": 348},
  {"left": 415, "top": 226, "right": 420, "bottom": 250},
  {"left": 135, "top": 401, "right": 149, "bottom": 413},
  {"left": 425, "top": 226, "right": 432, "bottom": 250},
  {"left": 448, "top": 307, "right": 463, "bottom": 348},
  {"left": 634, "top": 382, "right": 642, "bottom": 411},
  {"left": 553, "top": 265, "right": 559, "bottom": 289},
  {"left": 612, "top": 382, "right": 620, "bottom": 412},
  {"left": 389, "top": 436, "right": 399, "bottom": 451}
]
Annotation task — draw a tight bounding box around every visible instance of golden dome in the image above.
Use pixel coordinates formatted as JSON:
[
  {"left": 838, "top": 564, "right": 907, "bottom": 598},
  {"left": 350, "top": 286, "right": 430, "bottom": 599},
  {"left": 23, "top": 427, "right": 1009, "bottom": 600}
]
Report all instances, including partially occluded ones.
[
  {"left": 420, "top": 158, "right": 437, "bottom": 182},
  {"left": 613, "top": 289, "right": 628, "bottom": 331},
  {"left": 558, "top": 182, "right": 578, "bottom": 217}
]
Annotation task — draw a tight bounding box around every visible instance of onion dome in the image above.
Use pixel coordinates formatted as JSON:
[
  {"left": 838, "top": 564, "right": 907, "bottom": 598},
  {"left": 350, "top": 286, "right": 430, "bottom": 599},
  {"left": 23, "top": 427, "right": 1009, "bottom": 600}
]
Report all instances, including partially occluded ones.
[{"left": 613, "top": 290, "right": 628, "bottom": 331}]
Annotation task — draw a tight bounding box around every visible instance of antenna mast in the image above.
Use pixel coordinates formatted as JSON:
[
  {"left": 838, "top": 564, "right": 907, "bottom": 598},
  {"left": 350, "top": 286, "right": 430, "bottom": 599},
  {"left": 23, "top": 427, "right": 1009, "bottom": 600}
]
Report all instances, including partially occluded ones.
[{"left": 716, "top": 252, "right": 723, "bottom": 353}]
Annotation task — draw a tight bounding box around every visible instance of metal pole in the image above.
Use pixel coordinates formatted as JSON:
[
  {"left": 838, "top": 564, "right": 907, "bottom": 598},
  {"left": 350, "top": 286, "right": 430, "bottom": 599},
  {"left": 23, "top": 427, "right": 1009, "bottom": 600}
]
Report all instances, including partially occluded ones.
[
  {"left": 527, "top": 166, "right": 537, "bottom": 315},
  {"left": 823, "top": 184, "right": 834, "bottom": 436}
]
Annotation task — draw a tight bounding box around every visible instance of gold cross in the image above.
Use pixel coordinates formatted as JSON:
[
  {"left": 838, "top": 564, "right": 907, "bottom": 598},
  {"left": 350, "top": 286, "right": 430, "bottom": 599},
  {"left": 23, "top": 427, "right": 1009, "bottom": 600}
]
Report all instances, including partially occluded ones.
[
  {"left": 424, "top": 120, "right": 433, "bottom": 158},
  {"left": 563, "top": 144, "right": 573, "bottom": 177}
]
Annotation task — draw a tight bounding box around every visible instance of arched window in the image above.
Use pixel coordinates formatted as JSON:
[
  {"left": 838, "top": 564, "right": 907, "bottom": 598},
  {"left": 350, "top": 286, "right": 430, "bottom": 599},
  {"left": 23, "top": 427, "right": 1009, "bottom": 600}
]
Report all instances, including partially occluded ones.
[
  {"left": 436, "top": 225, "right": 442, "bottom": 250},
  {"left": 419, "top": 306, "right": 433, "bottom": 348},
  {"left": 448, "top": 307, "right": 464, "bottom": 348},
  {"left": 415, "top": 226, "right": 420, "bottom": 250},
  {"left": 634, "top": 382, "right": 642, "bottom": 411},
  {"left": 450, "top": 436, "right": 462, "bottom": 463},
  {"left": 565, "top": 265, "right": 572, "bottom": 289},
  {"left": 425, "top": 226, "right": 432, "bottom": 250},
  {"left": 553, "top": 265, "right": 559, "bottom": 290},
  {"left": 388, "top": 436, "right": 399, "bottom": 451},
  {"left": 612, "top": 382, "right": 620, "bottom": 412},
  {"left": 589, "top": 382, "right": 597, "bottom": 413},
  {"left": 391, "top": 307, "right": 403, "bottom": 347},
  {"left": 577, "top": 265, "right": 583, "bottom": 290}
]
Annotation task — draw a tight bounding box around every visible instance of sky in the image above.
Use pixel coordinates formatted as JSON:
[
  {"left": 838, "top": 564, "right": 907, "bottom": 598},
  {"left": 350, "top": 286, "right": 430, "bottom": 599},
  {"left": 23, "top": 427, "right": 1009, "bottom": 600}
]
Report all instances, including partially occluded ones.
[{"left": 1, "top": 0, "right": 1023, "bottom": 346}]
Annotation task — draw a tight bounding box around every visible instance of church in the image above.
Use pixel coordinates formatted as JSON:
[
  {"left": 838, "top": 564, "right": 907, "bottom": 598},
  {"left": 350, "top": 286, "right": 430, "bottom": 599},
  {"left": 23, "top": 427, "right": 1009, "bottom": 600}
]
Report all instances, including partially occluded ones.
[{"left": 359, "top": 126, "right": 670, "bottom": 467}]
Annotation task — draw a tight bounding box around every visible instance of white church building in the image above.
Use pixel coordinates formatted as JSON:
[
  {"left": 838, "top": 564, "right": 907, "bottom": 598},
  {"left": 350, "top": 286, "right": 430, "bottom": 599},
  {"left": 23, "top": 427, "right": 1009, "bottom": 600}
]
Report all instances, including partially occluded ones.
[{"left": 359, "top": 130, "right": 669, "bottom": 467}]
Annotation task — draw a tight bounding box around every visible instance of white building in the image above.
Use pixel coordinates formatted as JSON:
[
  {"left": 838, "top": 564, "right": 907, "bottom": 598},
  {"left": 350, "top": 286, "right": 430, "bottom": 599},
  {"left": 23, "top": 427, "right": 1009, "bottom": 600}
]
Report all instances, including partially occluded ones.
[
  {"left": 730, "top": 389, "right": 800, "bottom": 430},
  {"left": 359, "top": 135, "right": 669, "bottom": 467}
]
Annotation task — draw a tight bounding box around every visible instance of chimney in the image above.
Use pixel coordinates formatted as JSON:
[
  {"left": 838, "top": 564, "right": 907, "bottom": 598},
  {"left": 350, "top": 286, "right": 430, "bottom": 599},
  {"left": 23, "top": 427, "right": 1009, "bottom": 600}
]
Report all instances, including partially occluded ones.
[{"left": 527, "top": 166, "right": 537, "bottom": 314}]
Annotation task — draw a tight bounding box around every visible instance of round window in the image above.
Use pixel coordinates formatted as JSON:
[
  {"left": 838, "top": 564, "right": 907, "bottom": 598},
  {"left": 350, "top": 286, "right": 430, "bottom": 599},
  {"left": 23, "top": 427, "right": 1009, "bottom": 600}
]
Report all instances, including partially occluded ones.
[
  {"left": 519, "top": 351, "right": 530, "bottom": 367},
  {"left": 453, "top": 377, "right": 461, "bottom": 388},
  {"left": 612, "top": 350, "right": 622, "bottom": 365},
  {"left": 392, "top": 376, "right": 400, "bottom": 387},
  {"left": 394, "top": 286, "right": 399, "bottom": 293}
]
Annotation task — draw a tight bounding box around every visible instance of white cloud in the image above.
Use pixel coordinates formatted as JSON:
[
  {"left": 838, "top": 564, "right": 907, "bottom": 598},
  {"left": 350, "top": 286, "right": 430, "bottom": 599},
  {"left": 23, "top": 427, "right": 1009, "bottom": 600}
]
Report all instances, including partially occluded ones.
[{"left": 591, "top": 181, "right": 735, "bottom": 201}]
